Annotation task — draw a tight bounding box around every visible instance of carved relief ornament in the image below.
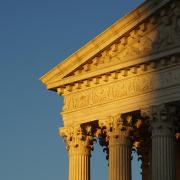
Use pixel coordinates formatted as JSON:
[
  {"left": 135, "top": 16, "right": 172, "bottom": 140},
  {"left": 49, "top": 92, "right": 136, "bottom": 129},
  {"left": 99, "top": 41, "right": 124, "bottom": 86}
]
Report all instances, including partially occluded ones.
[{"left": 63, "top": 63, "right": 180, "bottom": 112}]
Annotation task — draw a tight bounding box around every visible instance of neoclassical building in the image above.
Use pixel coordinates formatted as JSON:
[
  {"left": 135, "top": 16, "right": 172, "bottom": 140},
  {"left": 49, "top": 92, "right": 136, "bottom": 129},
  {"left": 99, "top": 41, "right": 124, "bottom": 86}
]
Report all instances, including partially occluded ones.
[{"left": 40, "top": 0, "right": 180, "bottom": 179}]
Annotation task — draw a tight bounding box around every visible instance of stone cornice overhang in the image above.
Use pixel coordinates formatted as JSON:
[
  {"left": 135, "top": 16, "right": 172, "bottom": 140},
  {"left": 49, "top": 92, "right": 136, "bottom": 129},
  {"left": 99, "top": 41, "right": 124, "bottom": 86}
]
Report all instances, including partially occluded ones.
[
  {"left": 47, "top": 47, "right": 180, "bottom": 90},
  {"left": 40, "top": 0, "right": 170, "bottom": 91}
]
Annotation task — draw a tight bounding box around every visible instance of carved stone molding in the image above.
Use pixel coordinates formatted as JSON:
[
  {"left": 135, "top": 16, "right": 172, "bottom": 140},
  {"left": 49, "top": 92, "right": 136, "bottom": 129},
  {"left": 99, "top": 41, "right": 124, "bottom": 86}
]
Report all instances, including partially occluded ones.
[{"left": 57, "top": 54, "right": 180, "bottom": 95}]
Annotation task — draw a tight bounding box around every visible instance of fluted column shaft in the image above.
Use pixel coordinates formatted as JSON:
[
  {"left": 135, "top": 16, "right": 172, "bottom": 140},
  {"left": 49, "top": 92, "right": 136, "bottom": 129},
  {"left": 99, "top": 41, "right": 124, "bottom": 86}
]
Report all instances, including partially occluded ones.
[
  {"left": 109, "top": 132, "right": 131, "bottom": 180},
  {"left": 151, "top": 105, "right": 176, "bottom": 180},
  {"left": 102, "top": 115, "right": 132, "bottom": 180},
  {"left": 152, "top": 125, "right": 175, "bottom": 180},
  {"left": 68, "top": 147, "right": 90, "bottom": 180}
]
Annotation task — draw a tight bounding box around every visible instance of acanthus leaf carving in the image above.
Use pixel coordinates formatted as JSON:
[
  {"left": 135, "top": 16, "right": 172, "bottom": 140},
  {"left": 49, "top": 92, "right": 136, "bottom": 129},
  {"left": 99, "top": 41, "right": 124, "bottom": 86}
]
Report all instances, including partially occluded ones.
[{"left": 60, "top": 125, "right": 96, "bottom": 156}]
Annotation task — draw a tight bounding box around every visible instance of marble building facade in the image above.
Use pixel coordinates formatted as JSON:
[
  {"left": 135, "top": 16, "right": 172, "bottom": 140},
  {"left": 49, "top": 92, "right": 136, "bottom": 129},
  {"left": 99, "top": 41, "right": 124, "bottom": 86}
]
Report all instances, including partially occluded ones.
[{"left": 40, "top": 0, "right": 180, "bottom": 179}]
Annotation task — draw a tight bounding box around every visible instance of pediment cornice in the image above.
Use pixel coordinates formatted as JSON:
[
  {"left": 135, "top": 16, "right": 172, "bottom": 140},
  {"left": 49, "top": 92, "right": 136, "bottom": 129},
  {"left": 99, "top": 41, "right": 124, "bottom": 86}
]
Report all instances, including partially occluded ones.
[
  {"left": 57, "top": 54, "right": 180, "bottom": 96},
  {"left": 40, "top": 0, "right": 173, "bottom": 90}
]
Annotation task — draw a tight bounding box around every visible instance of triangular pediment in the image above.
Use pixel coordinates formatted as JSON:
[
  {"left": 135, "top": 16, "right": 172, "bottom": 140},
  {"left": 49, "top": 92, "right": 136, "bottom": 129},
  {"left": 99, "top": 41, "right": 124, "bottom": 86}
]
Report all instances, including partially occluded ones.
[{"left": 40, "top": 0, "right": 180, "bottom": 90}]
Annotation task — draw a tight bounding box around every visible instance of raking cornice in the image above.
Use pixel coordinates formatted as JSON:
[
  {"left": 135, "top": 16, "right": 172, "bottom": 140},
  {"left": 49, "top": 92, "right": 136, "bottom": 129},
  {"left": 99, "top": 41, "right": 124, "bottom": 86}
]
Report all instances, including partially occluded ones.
[{"left": 40, "top": 0, "right": 170, "bottom": 90}]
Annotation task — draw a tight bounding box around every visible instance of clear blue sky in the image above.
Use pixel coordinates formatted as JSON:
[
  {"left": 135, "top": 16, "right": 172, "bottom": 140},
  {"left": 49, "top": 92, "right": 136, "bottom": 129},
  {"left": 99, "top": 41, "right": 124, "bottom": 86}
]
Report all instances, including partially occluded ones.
[{"left": 0, "top": 0, "right": 144, "bottom": 179}]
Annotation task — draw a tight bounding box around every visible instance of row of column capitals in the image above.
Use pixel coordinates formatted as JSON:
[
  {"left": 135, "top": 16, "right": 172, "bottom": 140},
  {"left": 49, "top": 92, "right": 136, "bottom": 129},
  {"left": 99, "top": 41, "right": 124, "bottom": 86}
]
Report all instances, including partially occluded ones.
[
  {"left": 96, "top": 103, "right": 179, "bottom": 164},
  {"left": 58, "top": 103, "right": 180, "bottom": 180}
]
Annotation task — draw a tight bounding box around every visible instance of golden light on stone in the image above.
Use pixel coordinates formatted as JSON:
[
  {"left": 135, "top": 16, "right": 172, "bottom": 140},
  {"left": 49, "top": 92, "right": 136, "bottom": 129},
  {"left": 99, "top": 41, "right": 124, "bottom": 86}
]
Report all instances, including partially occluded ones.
[
  {"left": 135, "top": 119, "right": 143, "bottom": 129},
  {"left": 94, "top": 128, "right": 101, "bottom": 137},
  {"left": 40, "top": 0, "right": 180, "bottom": 179},
  {"left": 126, "top": 115, "right": 133, "bottom": 126}
]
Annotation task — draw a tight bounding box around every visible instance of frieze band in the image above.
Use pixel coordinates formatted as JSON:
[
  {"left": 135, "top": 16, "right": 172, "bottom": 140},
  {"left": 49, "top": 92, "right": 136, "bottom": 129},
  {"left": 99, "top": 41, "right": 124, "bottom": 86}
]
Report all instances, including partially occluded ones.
[{"left": 63, "top": 66, "right": 180, "bottom": 112}]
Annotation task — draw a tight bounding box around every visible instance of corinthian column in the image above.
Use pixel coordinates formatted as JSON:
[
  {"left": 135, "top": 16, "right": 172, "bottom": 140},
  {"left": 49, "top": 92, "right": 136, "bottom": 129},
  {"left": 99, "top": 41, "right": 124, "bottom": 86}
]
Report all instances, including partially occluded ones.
[
  {"left": 150, "top": 105, "right": 176, "bottom": 180},
  {"left": 100, "top": 115, "right": 132, "bottom": 180},
  {"left": 60, "top": 126, "right": 94, "bottom": 180}
]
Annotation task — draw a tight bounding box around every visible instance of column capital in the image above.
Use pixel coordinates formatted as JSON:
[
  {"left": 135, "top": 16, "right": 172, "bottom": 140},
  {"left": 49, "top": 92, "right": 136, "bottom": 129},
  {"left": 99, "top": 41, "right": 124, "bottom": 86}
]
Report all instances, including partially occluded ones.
[
  {"left": 59, "top": 125, "right": 95, "bottom": 156},
  {"left": 151, "top": 104, "right": 177, "bottom": 122},
  {"left": 141, "top": 104, "right": 178, "bottom": 123},
  {"left": 140, "top": 104, "right": 179, "bottom": 136},
  {"left": 99, "top": 114, "right": 133, "bottom": 137},
  {"left": 99, "top": 114, "right": 133, "bottom": 147}
]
